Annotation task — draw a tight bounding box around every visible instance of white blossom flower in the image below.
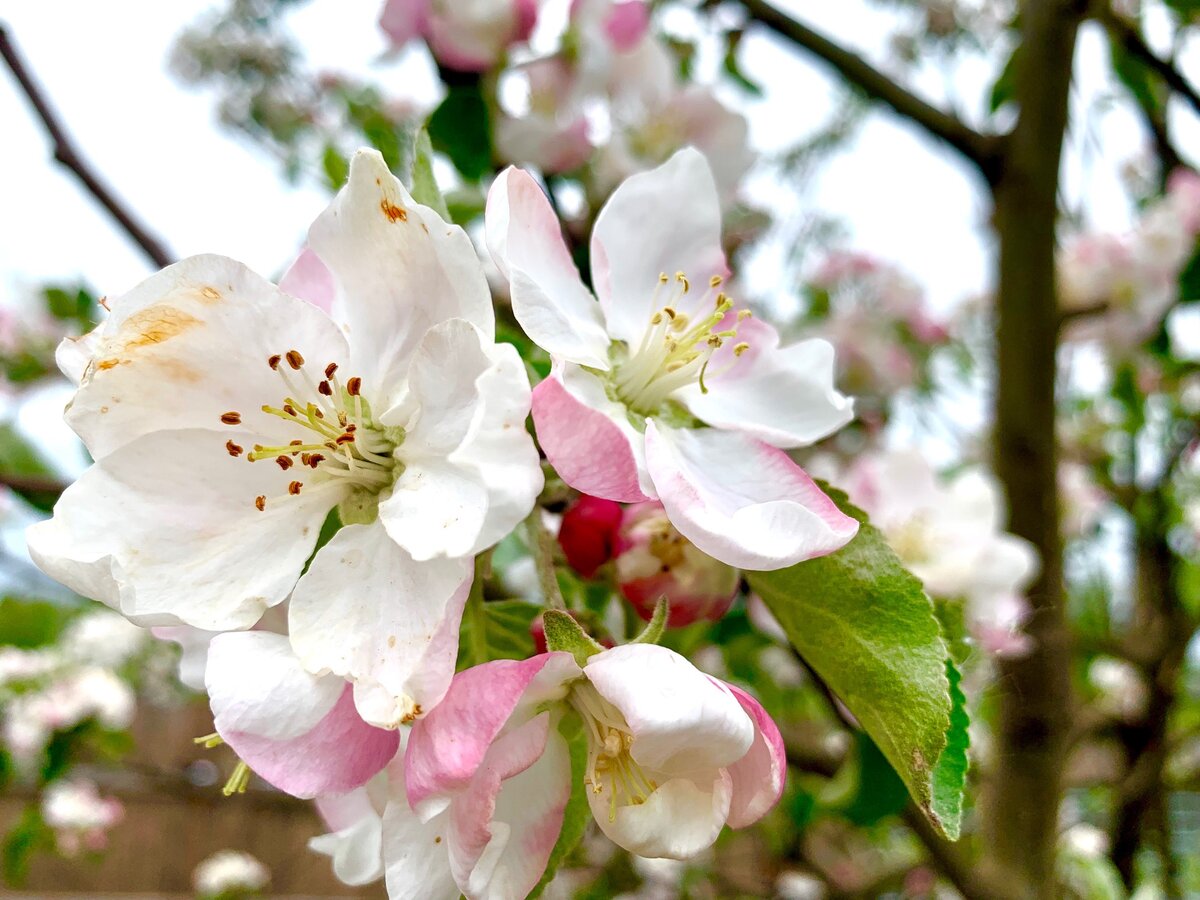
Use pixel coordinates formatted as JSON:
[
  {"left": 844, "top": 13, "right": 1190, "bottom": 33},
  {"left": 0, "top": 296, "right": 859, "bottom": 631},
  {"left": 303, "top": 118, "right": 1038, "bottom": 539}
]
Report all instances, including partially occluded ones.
[{"left": 193, "top": 849, "right": 270, "bottom": 897}]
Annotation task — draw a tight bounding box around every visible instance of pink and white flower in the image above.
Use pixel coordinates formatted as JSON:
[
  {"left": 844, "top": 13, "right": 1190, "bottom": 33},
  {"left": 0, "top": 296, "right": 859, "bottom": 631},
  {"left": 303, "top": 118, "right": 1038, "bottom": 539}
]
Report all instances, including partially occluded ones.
[
  {"left": 487, "top": 149, "right": 857, "bottom": 571},
  {"left": 42, "top": 779, "right": 123, "bottom": 856},
  {"left": 495, "top": 58, "right": 593, "bottom": 175},
  {"left": 380, "top": 0, "right": 539, "bottom": 72},
  {"left": 28, "top": 149, "right": 542, "bottom": 729},
  {"left": 394, "top": 645, "right": 784, "bottom": 898}
]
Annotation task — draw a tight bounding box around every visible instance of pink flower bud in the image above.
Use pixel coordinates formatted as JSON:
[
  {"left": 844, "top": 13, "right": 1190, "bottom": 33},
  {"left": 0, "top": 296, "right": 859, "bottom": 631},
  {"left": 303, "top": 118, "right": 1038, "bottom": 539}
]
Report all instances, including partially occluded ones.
[
  {"left": 615, "top": 502, "right": 740, "bottom": 627},
  {"left": 558, "top": 495, "right": 623, "bottom": 578}
]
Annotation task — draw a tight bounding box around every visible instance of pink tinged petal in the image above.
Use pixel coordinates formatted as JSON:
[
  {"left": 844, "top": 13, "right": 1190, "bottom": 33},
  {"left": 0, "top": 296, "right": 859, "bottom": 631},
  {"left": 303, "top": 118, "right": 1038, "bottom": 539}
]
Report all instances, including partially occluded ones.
[
  {"left": 485, "top": 168, "right": 611, "bottom": 368},
  {"left": 532, "top": 364, "right": 654, "bottom": 503},
  {"left": 590, "top": 148, "right": 728, "bottom": 346},
  {"left": 279, "top": 247, "right": 336, "bottom": 314},
  {"left": 405, "top": 653, "right": 579, "bottom": 817},
  {"left": 454, "top": 722, "right": 571, "bottom": 900},
  {"left": 206, "top": 632, "right": 398, "bottom": 798},
  {"left": 719, "top": 683, "right": 786, "bottom": 828},
  {"left": 678, "top": 318, "right": 854, "bottom": 448},
  {"left": 288, "top": 521, "right": 473, "bottom": 729},
  {"left": 379, "top": 0, "right": 430, "bottom": 47},
  {"left": 512, "top": 0, "right": 540, "bottom": 41},
  {"left": 604, "top": 1, "right": 651, "bottom": 51},
  {"left": 61, "top": 254, "right": 350, "bottom": 461},
  {"left": 27, "top": 429, "right": 334, "bottom": 631},
  {"left": 644, "top": 421, "right": 859, "bottom": 571},
  {"left": 307, "top": 149, "right": 493, "bottom": 413},
  {"left": 584, "top": 644, "right": 753, "bottom": 773},
  {"left": 589, "top": 770, "right": 732, "bottom": 860}
]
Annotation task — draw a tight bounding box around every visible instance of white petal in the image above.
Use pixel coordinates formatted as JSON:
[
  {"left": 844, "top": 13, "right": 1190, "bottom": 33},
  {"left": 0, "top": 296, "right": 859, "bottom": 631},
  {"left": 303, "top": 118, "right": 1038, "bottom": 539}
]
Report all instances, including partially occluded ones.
[
  {"left": 309, "top": 809, "right": 385, "bottom": 887},
  {"left": 27, "top": 429, "right": 335, "bottom": 630},
  {"left": 289, "top": 521, "right": 473, "bottom": 729},
  {"left": 677, "top": 322, "right": 854, "bottom": 448},
  {"left": 645, "top": 421, "right": 859, "bottom": 570},
  {"left": 378, "top": 460, "right": 490, "bottom": 562},
  {"left": 590, "top": 148, "right": 727, "bottom": 345},
  {"left": 485, "top": 167, "right": 611, "bottom": 368},
  {"left": 308, "top": 149, "right": 493, "bottom": 413},
  {"left": 584, "top": 644, "right": 753, "bottom": 774},
  {"left": 588, "top": 771, "right": 732, "bottom": 860},
  {"left": 64, "top": 254, "right": 350, "bottom": 460},
  {"left": 383, "top": 770, "right": 459, "bottom": 900}
]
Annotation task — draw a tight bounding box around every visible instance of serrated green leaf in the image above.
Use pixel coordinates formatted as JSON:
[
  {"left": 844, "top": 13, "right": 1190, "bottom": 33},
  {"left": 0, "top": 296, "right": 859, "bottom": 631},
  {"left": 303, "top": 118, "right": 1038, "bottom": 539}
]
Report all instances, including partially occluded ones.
[
  {"left": 457, "top": 599, "right": 542, "bottom": 668},
  {"left": 529, "top": 714, "right": 590, "bottom": 898},
  {"left": 427, "top": 82, "right": 492, "bottom": 182},
  {"left": 930, "top": 658, "right": 969, "bottom": 839},
  {"left": 410, "top": 128, "right": 451, "bottom": 221},
  {"left": 746, "top": 482, "right": 965, "bottom": 838}
]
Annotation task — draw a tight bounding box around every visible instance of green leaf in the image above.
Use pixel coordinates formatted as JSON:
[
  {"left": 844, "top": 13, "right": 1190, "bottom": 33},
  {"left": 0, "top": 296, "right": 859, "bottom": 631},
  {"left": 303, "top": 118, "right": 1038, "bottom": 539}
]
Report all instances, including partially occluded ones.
[
  {"left": 321, "top": 143, "right": 349, "bottom": 192},
  {"left": 745, "top": 482, "right": 966, "bottom": 838},
  {"left": 0, "top": 424, "right": 61, "bottom": 512},
  {"left": 2, "top": 804, "right": 51, "bottom": 886},
  {"left": 834, "top": 732, "right": 910, "bottom": 827},
  {"left": 410, "top": 128, "right": 451, "bottom": 221},
  {"left": 630, "top": 598, "right": 669, "bottom": 645},
  {"left": 721, "top": 29, "right": 763, "bottom": 96},
  {"left": 542, "top": 610, "right": 604, "bottom": 666},
  {"left": 529, "top": 714, "right": 590, "bottom": 898},
  {"left": 930, "top": 658, "right": 969, "bottom": 839},
  {"left": 1110, "top": 40, "right": 1166, "bottom": 118},
  {"left": 0, "top": 597, "right": 72, "bottom": 648},
  {"left": 988, "top": 46, "right": 1020, "bottom": 113},
  {"left": 427, "top": 82, "right": 492, "bottom": 182},
  {"left": 457, "top": 599, "right": 542, "bottom": 668}
]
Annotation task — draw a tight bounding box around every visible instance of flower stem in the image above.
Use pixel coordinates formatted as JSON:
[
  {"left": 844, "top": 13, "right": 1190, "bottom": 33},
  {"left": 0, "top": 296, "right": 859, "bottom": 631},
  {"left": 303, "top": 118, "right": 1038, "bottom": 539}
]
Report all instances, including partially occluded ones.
[{"left": 525, "top": 506, "right": 566, "bottom": 611}]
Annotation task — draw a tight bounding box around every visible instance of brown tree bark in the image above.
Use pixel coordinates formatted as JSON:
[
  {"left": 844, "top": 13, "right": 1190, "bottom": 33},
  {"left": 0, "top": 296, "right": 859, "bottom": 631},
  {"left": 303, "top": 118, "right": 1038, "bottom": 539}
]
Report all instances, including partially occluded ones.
[{"left": 985, "top": 1, "right": 1084, "bottom": 895}]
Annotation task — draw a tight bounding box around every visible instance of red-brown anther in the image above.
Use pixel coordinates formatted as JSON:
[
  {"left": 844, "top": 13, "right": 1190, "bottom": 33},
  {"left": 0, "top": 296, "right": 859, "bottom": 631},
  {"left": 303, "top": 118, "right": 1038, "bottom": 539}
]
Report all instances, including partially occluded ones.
[
  {"left": 276, "top": 456, "right": 294, "bottom": 470},
  {"left": 324, "top": 363, "right": 338, "bottom": 379},
  {"left": 313, "top": 408, "right": 325, "bottom": 419},
  {"left": 286, "top": 350, "right": 305, "bottom": 370},
  {"left": 345, "top": 423, "right": 357, "bottom": 433},
  {"left": 283, "top": 404, "right": 296, "bottom": 416},
  {"left": 288, "top": 481, "right": 303, "bottom": 495},
  {"left": 255, "top": 496, "right": 266, "bottom": 511},
  {"left": 308, "top": 453, "right": 325, "bottom": 468},
  {"left": 300, "top": 453, "right": 312, "bottom": 466},
  {"left": 289, "top": 439, "right": 304, "bottom": 447},
  {"left": 346, "top": 377, "right": 362, "bottom": 396},
  {"left": 220, "top": 412, "right": 242, "bottom": 425},
  {"left": 268, "top": 354, "right": 282, "bottom": 370},
  {"left": 225, "top": 440, "right": 243, "bottom": 457},
  {"left": 336, "top": 433, "right": 355, "bottom": 445},
  {"left": 318, "top": 380, "right": 333, "bottom": 396}
]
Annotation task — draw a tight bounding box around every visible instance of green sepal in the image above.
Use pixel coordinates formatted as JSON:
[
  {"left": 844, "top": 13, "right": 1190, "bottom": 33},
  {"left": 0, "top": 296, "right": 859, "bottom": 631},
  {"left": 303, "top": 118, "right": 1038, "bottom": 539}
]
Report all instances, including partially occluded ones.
[
  {"left": 630, "top": 597, "right": 669, "bottom": 645},
  {"left": 542, "top": 610, "right": 603, "bottom": 666}
]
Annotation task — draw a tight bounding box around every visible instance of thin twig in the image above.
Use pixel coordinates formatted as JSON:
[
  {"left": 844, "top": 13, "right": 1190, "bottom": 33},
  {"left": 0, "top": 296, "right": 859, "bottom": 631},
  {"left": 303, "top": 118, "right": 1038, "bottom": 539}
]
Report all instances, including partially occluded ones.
[
  {"left": 0, "top": 24, "right": 173, "bottom": 268},
  {"left": 736, "top": 0, "right": 1003, "bottom": 181}
]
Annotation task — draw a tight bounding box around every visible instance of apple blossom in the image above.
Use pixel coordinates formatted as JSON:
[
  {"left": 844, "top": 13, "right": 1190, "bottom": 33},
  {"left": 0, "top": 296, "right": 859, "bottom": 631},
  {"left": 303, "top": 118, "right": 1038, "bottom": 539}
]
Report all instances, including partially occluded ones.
[
  {"left": 487, "top": 149, "right": 857, "bottom": 570},
  {"left": 828, "top": 448, "right": 1039, "bottom": 656},
  {"left": 61, "top": 607, "right": 148, "bottom": 669},
  {"left": 396, "top": 644, "right": 785, "bottom": 898},
  {"left": 495, "top": 58, "right": 593, "bottom": 175},
  {"left": 310, "top": 770, "right": 392, "bottom": 886},
  {"left": 28, "top": 149, "right": 542, "bottom": 729},
  {"left": 380, "top": 0, "right": 538, "bottom": 72},
  {"left": 41, "top": 778, "right": 123, "bottom": 856}
]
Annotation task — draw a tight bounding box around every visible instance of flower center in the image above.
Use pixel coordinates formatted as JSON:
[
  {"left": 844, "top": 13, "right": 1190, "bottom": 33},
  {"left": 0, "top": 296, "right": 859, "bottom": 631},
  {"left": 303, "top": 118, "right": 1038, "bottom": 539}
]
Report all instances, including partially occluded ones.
[
  {"left": 570, "top": 682, "right": 658, "bottom": 821},
  {"left": 612, "top": 272, "right": 752, "bottom": 416},
  {"left": 219, "top": 350, "right": 400, "bottom": 515}
]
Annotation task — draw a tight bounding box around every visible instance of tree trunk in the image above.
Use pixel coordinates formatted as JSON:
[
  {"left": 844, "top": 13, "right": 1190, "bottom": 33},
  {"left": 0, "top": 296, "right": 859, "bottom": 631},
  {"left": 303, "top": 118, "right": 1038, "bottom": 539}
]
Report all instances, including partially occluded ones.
[{"left": 986, "top": 0, "right": 1083, "bottom": 894}]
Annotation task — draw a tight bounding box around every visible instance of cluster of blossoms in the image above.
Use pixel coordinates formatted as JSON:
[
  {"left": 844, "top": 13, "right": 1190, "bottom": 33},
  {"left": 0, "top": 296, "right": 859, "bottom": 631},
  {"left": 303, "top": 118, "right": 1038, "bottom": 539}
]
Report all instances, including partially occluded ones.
[
  {"left": 1, "top": 609, "right": 145, "bottom": 769},
  {"left": 380, "top": 0, "right": 753, "bottom": 201},
  {"left": 811, "top": 449, "right": 1039, "bottom": 657},
  {"left": 40, "top": 778, "right": 124, "bottom": 857},
  {"left": 802, "top": 251, "right": 951, "bottom": 431},
  {"left": 27, "top": 146, "right": 854, "bottom": 897},
  {"left": 1059, "top": 169, "right": 1200, "bottom": 351}
]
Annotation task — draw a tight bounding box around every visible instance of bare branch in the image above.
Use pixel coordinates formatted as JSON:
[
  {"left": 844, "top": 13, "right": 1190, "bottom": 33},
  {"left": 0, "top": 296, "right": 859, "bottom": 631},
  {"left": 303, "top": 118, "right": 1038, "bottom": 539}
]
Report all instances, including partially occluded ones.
[
  {"left": 0, "top": 24, "right": 173, "bottom": 268},
  {"left": 736, "top": 0, "right": 1003, "bottom": 181},
  {"left": 1092, "top": 2, "right": 1200, "bottom": 119}
]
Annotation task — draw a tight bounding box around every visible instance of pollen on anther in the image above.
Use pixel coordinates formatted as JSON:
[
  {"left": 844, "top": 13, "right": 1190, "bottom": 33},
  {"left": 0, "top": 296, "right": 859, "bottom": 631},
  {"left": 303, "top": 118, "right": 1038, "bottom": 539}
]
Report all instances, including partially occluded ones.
[
  {"left": 283, "top": 404, "right": 296, "bottom": 416},
  {"left": 289, "top": 439, "right": 304, "bottom": 447},
  {"left": 336, "top": 433, "right": 355, "bottom": 445},
  {"left": 308, "top": 453, "right": 325, "bottom": 468},
  {"left": 346, "top": 376, "right": 362, "bottom": 396},
  {"left": 255, "top": 496, "right": 266, "bottom": 511},
  {"left": 710, "top": 275, "right": 723, "bottom": 288},
  {"left": 268, "top": 354, "right": 282, "bottom": 370},
  {"left": 288, "top": 481, "right": 303, "bottom": 495},
  {"left": 675, "top": 272, "right": 690, "bottom": 292},
  {"left": 318, "top": 380, "right": 333, "bottom": 396},
  {"left": 286, "top": 350, "right": 305, "bottom": 370},
  {"left": 276, "top": 456, "right": 294, "bottom": 470},
  {"left": 220, "top": 412, "right": 241, "bottom": 425},
  {"left": 225, "top": 440, "right": 243, "bottom": 457},
  {"left": 734, "top": 342, "right": 751, "bottom": 356},
  {"left": 324, "top": 362, "right": 338, "bottom": 379},
  {"left": 737, "top": 309, "right": 753, "bottom": 321}
]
